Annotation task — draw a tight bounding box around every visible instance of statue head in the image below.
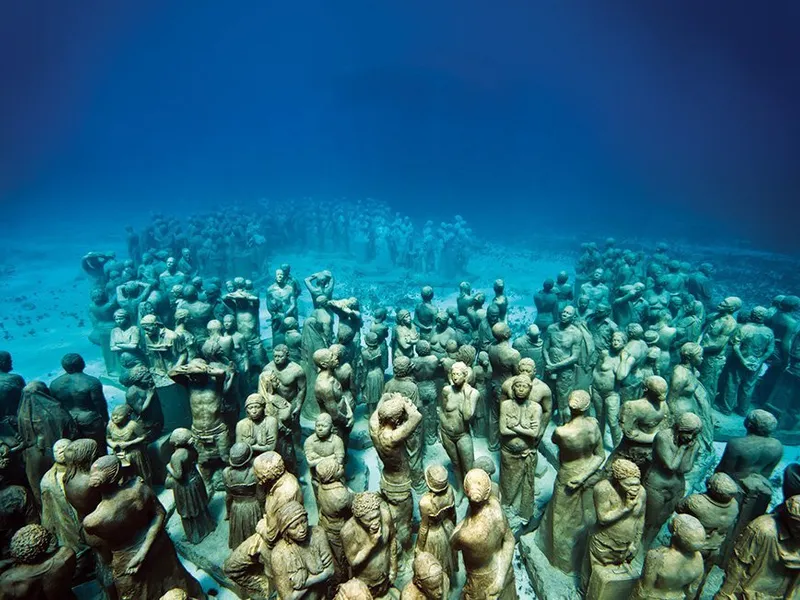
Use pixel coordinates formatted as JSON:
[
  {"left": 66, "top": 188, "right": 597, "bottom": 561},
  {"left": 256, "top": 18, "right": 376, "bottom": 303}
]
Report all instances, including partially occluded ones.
[
  {"left": 474, "top": 455, "right": 496, "bottom": 477},
  {"left": 591, "top": 268, "right": 604, "bottom": 283},
  {"left": 283, "top": 316, "right": 299, "bottom": 332},
  {"left": 90, "top": 288, "right": 107, "bottom": 305},
  {"left": 313, "top": 348, "right": 334, "bottom": 370},
  {"left": 253, "top": 451, "right": 285, "bottom": 486},
  {"left": 53, "top": 439, "right": 71, "bottom": 466},
  {"left": 680, "top": 342, "right": 703, "bottom": 367},
  {"left": 698, "top": 263, "right": 714, "bottom": 276},
  {"left": 463, "top": 469, "right": 492, "bottom": 505},
  {"left": 60, "top": 353, "right": 86, "bottom": 374},
  {"left": 750, "top": 306, "right": 768, "bottom": 323},
  {"left": 706, "top": 472, "right": 739, "bottom": 503},
  {"left": 568, "top": 390, "right": 591, "bottom": 415},
  {"left": 717, "top": 296, "right": 742, "bottom": 314},
  {"left": 643, "top": 375, "right": 668, "bottom": 402},
  {"left": 424, "top": 465, "right": 449, "bottom": 494},
  {"left": 228, "top": 442, "right": 253, "bottom": 468},
  {"left": 491, "top": 322, "right": 512, "bottom": 342},
  {"left": 493, "top": 279, "right": 505, "bottom": 294},
  {"left": 518, "top": 357, "right": 535, "bottom": 377},
  {"left": 166, "top": 257, "right": 176, "bottom": 272},
  {"left": 669, "top": 514, "right": 706, "bottom": 553},
  {"left": 675, "top": 412, "right": 702, "bottom": 445},
  {"left": 207, "top": 319, "right": 223, "bottom": 337},
  {"left": 333, "top": 578, "right": 372, "bottom": 600},
  {"left": 88, "top": 454, "right": 122, "bottom": 490},
  {"left": 435, "top": 311, "right": 449, "bottom": 328},
  {"left": 527, "top": 324, "right": 540, "bottom": 341},
  {"left": 421, "top": 286, "right": 434, "bottom": 301},
  {"left": 413, "top": 552, "right": 447, "bottom": 599},
  {"left": 559, "top": 305, "right": 576, "bottom": 325},
  {"left": 276, "top": 500, "right": 309, "bottom": 543},
  {"left": 352, "top": 492, "right": 383, "bottom": 534},
  {"left": 542, "top": 278, "right": 555, "bottom": 292},
  {"left": 64, "top": 438, "right": 99, "bottom": 472},
  {"left": 626, "top": 323, "right": 644, "bottom": 341},
  {"left": 610, "top": 331, "right": 627, "bottom": 352},
  {"left": 511, "top": 374, "right": 533, "bottom": 401},
  {"left": 393, "top": 355, "right": 413, "bottom": 378},
  {"left": 449, "top": 361, "right": 470, "bottom": 387},
  {"left": 244, "top": 394, "right": 266, "bottom": 421},
  {"left": 140, "top": 314, "right": 160, "bottom": 336},
  {"left": 169, "top": 427, "right": 194, "bottom": 448},
  {"left": 10, "top": 525, "right": 54, "bottom": 565},
  {"left": 315, "top": 412, "right": 333, "bottom": 439},
  {"left": 744, "top": 409, "right": 778, "bottom": 437},
  {"left": 780, "top": 295, "right": 800, "bottom": 313},
  {"left": 377, "top": 393, "right": 407, "bottom": 426},
  {"left": 594, "top": 303, "right": 611, "bottom": 319},
  {"left": 556, "top": 271, "right": 569, "bottom": 284},
  {"left": 396, "top": 309, "right": 412, "bottom": 326},
  {"left": 455, "top": 316, "right": 471, "bottom": 333},
  {"left": 113, "top": 309, "right": 130, "bottom": 327},
  {"left": 174, "top": 308, "right": 189, "bottom": 325},
  {"left": 781, "top": 496, "right": 800, "bottom": 540},
  {"left": 280, "top": 263, "right": 292, "bottom": 276},
  {"left": 182, "top": 285, "right": 198, "bottom": 302},
  {"left": 611, "top": 459, "right": 641, "bottom": 498},
  {"left": 275, "top": 269, "right": 286, "bottom": 285},
  {"left": 445, "top": 340, "right": 459, "bottom": 355},
  {"left": 316, "top": 456, "right": 344, "bottom": 484},
  {"left": 459, "top": 281, "right": 472, "bottom": 295},
  {"left": 373, "top": 307, "right": 387, "bottom": 322},
  {"left": 111, "top": 404, "right": 131, "bottom": 426},
  {"left": 272, "top": 344, "right": 289, "bottom": 367},
  {"left": 414, "top": 339, "right": 432, "bottom": 357}
]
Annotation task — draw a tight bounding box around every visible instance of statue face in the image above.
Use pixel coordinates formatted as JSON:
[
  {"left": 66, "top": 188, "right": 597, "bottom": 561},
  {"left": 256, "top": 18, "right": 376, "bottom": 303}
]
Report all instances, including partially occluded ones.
[
  {"left": 315, "top": 418, "right": 332, "bottom": 438},
  {"left": 677, "top": 430, "right": 698, "bottom": 446},
  {"left": 53, "top": 442, "right": 69, "bottom": 465},
  {"left": 401, "top": 313, "right": 412, "bottom": 326},
  {"left": 166, "top": 257, "right": 176, "bottom": 270},
  {"left": 358, "top": 508, "right": 382, "bottom": 534},
  {"left": 450, "top": 367, "right": 468, "bottom": 386},
  {"left": 141, "top": 321, "right": 158, "bottom": 336},
  {"left": 592, "top": 269, "right": 603, "bottom": 283},
  {"left": 560, "top": 307, "right": 575, "bottom": 324},
  {"left": 223, "top": 315, "right": 236, "bottom": 331},
  {"left": 274, "top": 347, "right": 289, "bottom": 366},
  {"left": 512, "top": 380, "right": 532, "bottom": 399},
  {"left": 418, "top": 570, "right": 445, "bottom": 600},
  {"left": 275, "top": 269, "right": 285, "bottom": 284},
  {"left": 286, "top": 517, "right": 309, "bottom": 543},
  {"left": 114, "top": 313, "right": 128, "bottom": 327},
  {"left": 246, "top": 404, "right": 265, "bottom": 421},
  {"left": 618, "top": 477, "right": 641, "bottom": 499},
  {"left": 111, "top": 412, "right": 128, "bottom": 426},
  {"left": 611, "top": 332, "right": 625, "bottom": 352}
]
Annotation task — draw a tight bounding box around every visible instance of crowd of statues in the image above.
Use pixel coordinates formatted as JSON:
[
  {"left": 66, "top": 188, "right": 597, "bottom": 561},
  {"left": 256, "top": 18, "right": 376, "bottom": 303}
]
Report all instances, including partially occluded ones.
[{"left": 0, "top": 230, "right": 799, "bottom": 599}]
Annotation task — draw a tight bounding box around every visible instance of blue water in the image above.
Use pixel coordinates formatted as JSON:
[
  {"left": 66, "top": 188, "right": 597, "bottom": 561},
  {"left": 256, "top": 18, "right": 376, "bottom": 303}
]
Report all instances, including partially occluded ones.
[{"left": 1, "top": 1, "right": 798, "bottom": 251}]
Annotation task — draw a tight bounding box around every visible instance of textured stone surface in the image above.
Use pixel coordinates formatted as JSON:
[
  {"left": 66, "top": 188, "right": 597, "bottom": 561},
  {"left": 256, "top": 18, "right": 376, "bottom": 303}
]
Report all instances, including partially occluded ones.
[{"left": 519, "top": 530, "right": 582, "bottom": 600}]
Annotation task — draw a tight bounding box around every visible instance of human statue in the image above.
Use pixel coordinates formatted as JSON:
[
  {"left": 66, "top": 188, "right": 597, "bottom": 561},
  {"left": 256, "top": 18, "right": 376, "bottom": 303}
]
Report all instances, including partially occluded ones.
[
  {"left": 330, "top": 299, "right": 363, "bottom": 371},
  {"left": 179, "top": 284, "right": 213, "bottom": 345},
  {"left": 341, "top": 492, "right": 398, "bottom": 598},
  {"left": 472, "top": 351, "right": 493, "bottom": 439},
  {"left": 359, "top": 332, "right": 385, "bottom": 416},
  {"left": 432, "top": 361, "right": 476, "bottom": 499},
  {"left": 451, "top": 469, "right": 518, "bottom": 600},
  {"left": 16, "top": 381, "right": 78, "bottom": 507},
  {"left": 166, "top": 428, "right": 215, "bottom": 544},
  {"left": 40, "top": 439, "right": 84, "bottom": 567},
  {"left": 675, "top": 472, "right": 740, "bottom": 593},
  {"left": 415, "top": 465, "right": 456, "bottom": 587},
  {"left": 159, "top": 256, "right": 187, "bottom": 292},
  {"left": 270, "top": 499, "right": 335, "bottom": 600},
  {"left": 106, "top": 404, "right": 152, "bottom": 485},
  {"left": 305, "top": 271, "right": 335, "bottom": 308},
  {"left": 698, "top": 296, "right": 741, "bottom": 403},
  {"left": 612, "top": 283, "right": 646, "bottom": 329},
  {"left": 223, "top": 282, "right": 266, "bottom": 370},
  {"left": 487, "top": 322, "right": 521, "bottom": 451},
  {"left": 719, "top": 305, "right": 775, "bottom": 415},
  {"left": 383, "top": 355, "right": 424, "bottom": 490},
  {"left": 369, "top": 392, "right": 422, "bottom": 554},
  {"left": 555, "top": 271, "right": 574, "bottom": 312},
  {"left": 141, "top": 314, "right": 187, "bottom": 385},
  {"left": 456, "top": 281, "right": 475, "bottom": 319},
  {"left": 223, "top": 443, "right": 263, "bottom": 550},
  {"left": 369, "top": 307, "right": 391, "bottom": 372},
  {"left": 266, "top": 269, "right": 297, "bottom": 347},
  {"left": 223, "top": 451, "right": 303, "bottom": 600},
  {"left": 714, "top": 495, "right": 800, "bottom": 599},
  {"left": 330, "top": 343, "right": 358, "bottom": 448},
  {"left": 314, "top": 348, "right": 353, "bottom": 449},
  {"left": 585, "top": 459, "right": 646, "bottom": 596},
  {"left": 587, "top": 303, "right": 618, "bottom": 355},
  {"left": 174, "top": 309, "right": 198, "bottom": 361},
  {"left": 430, "top": 311, "right": 457, "bottom": 358},
  {"left": 0, "top": 351, "right": 25, "bottom": 437},
  {"left": 168, "top": 358, "right": 234, "bottom": 487},
  {"left": 476, "top": 303, "right": 502, "bottom": 352},
  {"left": 500, "top": 357, "right": 552, "bottom": 435},
  {"left": 498, "top": 373, "right": 542, "bottom": 526},
  {"left": 332, "top": 577, "right": 373, "bottom": 600},
  {"left": 109, "top": 309, "right": 143, "bottom": 372},
  {"left": 401, "top": 552, "right": 450, "bottom": 600},
  {"left": 581, "top": 268, "right": 610, "bottom": 310},
  {"left": 313, "top": 457, "right": 352, "bottom": 587},
  {"left": 260, "top": 344, "right": 306, "bottom": 455},
  {"left": 0, "top": 524, "right": 77, "bottom": 600},
  {"left": 177, "top": 247, "right": 196, "bottom": 277},
  {"left": 235, "top": 393, "right": 278, "bottom": 458},
  {"left": 686, "top": 262, "right": 714, "bottom": 312},
  {"left": 544, "top": 306, "right": 582, "bottom": 424},
  {"left": 392, "top": 309, "right": 420, "bottom": 359},
  {"left": 533, "top": 279, "right": 559, "bottom": 331},
  {"left": 301, "top": 295, "right": 334, "bottom": 419},
  {"left": 642, "top": 412, "right": 702, "bottom": 547},
  {"left": 543, "top": 390, "right": 605, "bottom": 574},
  {"left": 512, "top": 325, "right": 544, "bottom": 378},
  {"left": 304, "top": 413, "right": 346, "bottom": 493},
  {"left": 83, "top": 454, "right": 205, "bottom": 600},
  {"left": 88, "top": 290, "right": 121, "bottom": 376},
  {"left": 591, "top": 331, "right": 625, "bottom": 446},
  {"left": 715, "top": 409, "right": 784, "bottom": 558},
  {"left": 669, "top": 342, "right": 714, "bottom": 450},
  {"left": 283, "top": 316, "right": 303, "bottom": 364},
  {"left": 616, "top": 323, "right": 648, "bottom": 403},
  {"left": 413, "top": 287, "right": 437, "bottom": 342},
  {"left": 123, "top": 363, "right": 164, "bottom": 442},
  {"left": 490, "top": 279, "right": 508, "bottom": 321},
  {"left": 630, "top": 514, "right": 706, "bottom": 600},
  {"left": 49, "top": 353, "right": 108, "bottom": 448}
]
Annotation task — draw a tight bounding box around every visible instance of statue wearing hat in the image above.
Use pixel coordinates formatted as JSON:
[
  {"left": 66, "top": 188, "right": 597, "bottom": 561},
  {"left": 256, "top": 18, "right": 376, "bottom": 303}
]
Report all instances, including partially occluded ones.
[{"left": 415, "top": 465, "right": 457, "bottom": 584}]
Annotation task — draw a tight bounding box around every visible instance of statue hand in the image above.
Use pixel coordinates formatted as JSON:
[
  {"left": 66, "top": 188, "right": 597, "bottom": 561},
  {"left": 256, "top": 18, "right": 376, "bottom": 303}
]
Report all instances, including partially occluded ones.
[{"left": 125, "top": 552, "right": 145, "bottom": 574}]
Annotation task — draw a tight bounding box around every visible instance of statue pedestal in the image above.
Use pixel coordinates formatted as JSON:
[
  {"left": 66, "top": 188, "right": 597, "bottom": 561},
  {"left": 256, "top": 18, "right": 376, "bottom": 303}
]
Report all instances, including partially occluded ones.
[
  {"left": 519, "top": 531, "right": 582, "bottom": 600},
  {"left": 586, "top": 562, "right": 641, "bottom": 600}
]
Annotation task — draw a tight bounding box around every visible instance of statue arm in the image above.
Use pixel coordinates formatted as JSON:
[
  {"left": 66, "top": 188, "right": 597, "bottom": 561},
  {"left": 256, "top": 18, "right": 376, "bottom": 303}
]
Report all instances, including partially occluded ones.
[
  {"left": 652, "top": 432, "right": 682, "bottom": 472},
  {"left": 253, "top": 418, "right": 278, "bottom": 453},
  {"left": 594, "top": 485, "right": 632, "bottom": 526},
  {"left": 333, "top": 436, "right": 345, "bottom": 465},
  {"left": 492, "top": 523, "right": 516, "bottom": 595},
  {"left": 294, "top": 374, "right": 307, "bottom": 417},
  {"left": 637, "top": 549, "right": 661, "bottom": 595},
  {"left": 616, "top": 350, "right": 634, "bottom": 381},
  {"left": 462, "top": 387, "right": 479, "bottom": 423},
  {"left": 126, "top": 492, "right": 166, "bottom": 574},
  {"left": 498, "top": 403, "right": 516, "bottom": 437},
  {"left": 393, "top": 402, "right": 422, "bottom": 441},
  {"left": 416, "top": 503, "right": 431, "bottom": 552}
]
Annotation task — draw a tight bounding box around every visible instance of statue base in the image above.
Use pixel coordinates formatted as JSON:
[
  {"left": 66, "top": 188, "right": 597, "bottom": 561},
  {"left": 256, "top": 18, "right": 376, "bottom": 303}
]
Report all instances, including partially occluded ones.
[
  {"left": 519, "top": 530, "right": 582, "bottom": 600},
  {"left": 586, "top": 561, "right": 640, "bottom": 600}
]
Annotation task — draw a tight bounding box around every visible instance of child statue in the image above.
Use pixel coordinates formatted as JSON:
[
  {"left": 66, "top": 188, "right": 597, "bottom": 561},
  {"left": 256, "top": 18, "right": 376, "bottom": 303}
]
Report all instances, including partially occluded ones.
[{"left": 106, "top": 404, "right": 152, "bottom": 485}]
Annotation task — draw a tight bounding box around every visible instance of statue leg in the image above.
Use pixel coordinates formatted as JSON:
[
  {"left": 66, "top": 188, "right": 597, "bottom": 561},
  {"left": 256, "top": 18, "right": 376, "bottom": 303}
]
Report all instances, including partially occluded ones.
[
  {"left": 718, "top": 362, "right": 742, "bottom": 415},
  {"left": 591, "top": 388, "right": 606, "bottom": 436},
  {"left": 737, "top": 369, "right": 758, "bottom": 416},
  {"left": 456, "top": 433, "right": 475, "bottom": 483},
  {"left": 605, "top": 391, "right": 622, "bottom": 448}
]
